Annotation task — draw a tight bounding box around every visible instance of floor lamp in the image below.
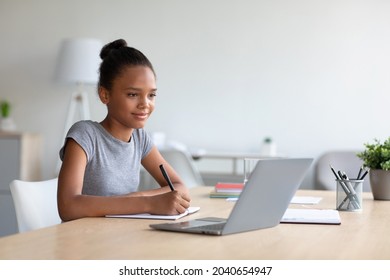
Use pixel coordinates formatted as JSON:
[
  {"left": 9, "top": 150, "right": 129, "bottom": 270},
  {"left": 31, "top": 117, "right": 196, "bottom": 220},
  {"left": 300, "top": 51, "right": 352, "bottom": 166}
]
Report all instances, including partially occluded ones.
[{"left": 55, "top": 38, "right": 103, "bottom": 173}]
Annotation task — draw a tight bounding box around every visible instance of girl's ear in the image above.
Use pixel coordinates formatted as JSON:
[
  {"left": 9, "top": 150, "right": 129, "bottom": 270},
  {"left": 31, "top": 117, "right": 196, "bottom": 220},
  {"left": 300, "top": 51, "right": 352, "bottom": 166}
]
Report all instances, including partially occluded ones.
[{"left": 98, "top": 86, "right": 110, "bottom": 104}]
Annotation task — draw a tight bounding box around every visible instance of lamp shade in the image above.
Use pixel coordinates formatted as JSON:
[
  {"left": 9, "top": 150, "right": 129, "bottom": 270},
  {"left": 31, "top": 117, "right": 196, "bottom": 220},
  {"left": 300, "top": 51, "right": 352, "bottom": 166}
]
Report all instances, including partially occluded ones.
[{"left": 55, "top": 38, "right": 103, "bottom": 85}]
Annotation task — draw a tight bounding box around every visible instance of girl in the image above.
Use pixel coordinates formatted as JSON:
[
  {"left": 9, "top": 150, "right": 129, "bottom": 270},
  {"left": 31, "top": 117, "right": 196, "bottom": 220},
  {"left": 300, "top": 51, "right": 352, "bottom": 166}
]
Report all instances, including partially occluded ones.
[{"left": 58, "top": 39, "right": 190, "bottom": 222}]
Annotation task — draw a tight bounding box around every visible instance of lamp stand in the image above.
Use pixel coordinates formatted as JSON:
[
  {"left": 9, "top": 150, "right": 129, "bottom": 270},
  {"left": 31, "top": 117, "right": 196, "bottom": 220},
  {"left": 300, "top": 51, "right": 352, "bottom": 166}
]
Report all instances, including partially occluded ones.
[
  {"left": 63, "top": 90, "right": 90, "bottom": 137},
  {"left": 56, "top": 89, "right": 90, "bottom": 174}
]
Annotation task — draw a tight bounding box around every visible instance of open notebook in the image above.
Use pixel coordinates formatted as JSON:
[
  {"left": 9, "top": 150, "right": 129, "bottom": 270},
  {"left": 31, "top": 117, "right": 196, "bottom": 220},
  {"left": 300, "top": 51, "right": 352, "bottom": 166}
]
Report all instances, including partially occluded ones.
[{"left": 106, "top": 206, "right": 200, "bottom": 220}]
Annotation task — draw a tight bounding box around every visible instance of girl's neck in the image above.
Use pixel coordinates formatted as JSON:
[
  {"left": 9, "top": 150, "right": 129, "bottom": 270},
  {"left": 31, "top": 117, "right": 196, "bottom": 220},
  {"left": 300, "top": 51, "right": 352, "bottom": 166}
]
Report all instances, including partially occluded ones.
[{"left": 100, "top": 118, "right": 133, "bottom": 143}]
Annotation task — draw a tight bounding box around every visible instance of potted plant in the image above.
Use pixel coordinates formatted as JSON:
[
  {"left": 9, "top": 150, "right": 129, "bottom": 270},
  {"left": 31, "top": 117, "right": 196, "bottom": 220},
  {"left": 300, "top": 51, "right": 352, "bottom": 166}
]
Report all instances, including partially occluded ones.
[
  {"left": 357, "top": 137, "right": 390, "bottom": 200},
  {"left": 0, "top": 100, "right": 16, "bottom": 131},
  {"left": 260, "top": 137, "right": 277, "bottom": 156},
  {"left": 1, "top": 100, "right": 10, "bottom": 118}
]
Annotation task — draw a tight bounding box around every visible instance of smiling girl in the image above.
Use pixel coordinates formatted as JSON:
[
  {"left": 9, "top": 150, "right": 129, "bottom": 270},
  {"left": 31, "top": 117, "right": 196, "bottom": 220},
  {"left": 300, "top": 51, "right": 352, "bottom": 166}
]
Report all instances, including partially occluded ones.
[{"left": 57, "top": 39, "right": 190, "bottom": 222}]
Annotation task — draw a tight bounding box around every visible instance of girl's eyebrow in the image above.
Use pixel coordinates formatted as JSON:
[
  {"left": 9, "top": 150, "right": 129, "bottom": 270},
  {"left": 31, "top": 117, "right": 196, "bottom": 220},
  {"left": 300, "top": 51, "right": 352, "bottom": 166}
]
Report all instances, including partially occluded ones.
[{"left": 124, "top": 86, "right": 157, "bottom": 92}]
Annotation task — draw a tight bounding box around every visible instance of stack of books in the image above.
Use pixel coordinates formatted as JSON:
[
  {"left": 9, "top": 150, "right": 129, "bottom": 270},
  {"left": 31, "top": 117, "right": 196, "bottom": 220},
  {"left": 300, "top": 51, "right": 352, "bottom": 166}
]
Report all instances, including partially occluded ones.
[{"left": 209, "top": 182, "right": 244, "bottom": 198}]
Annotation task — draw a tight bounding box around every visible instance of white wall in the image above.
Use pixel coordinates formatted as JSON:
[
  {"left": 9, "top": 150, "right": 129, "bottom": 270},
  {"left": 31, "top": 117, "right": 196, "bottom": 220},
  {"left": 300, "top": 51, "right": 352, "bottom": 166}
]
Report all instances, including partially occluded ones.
[{"left": 1, "top": 0, "right": 389, "bottom": 188}]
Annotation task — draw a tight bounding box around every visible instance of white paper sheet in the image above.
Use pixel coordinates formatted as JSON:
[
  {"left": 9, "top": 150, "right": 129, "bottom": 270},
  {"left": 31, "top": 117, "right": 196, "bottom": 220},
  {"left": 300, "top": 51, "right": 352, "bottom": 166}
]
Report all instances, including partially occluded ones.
[
  {"left": 105, "top": 206, "right": 200, "bottom": 220},
  {"left": 281, "top": 208, "right": 341, "bottom": 224}
]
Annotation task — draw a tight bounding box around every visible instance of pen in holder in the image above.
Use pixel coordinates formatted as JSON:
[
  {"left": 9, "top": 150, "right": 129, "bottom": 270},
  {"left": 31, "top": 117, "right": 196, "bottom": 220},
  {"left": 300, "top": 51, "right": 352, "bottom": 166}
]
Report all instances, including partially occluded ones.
[{"left": 336, "top": 179, "right": 363, "bottom": 211}]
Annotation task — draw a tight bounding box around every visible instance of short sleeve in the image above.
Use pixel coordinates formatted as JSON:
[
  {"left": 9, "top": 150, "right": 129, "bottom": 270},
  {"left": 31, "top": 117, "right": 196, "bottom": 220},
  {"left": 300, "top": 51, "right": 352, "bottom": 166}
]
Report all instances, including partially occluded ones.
[
  {"left": 59, "top": 121, "right": 96, "bottom": 162},
  {"left": 136, "top": 129, "right": 154, "bottom": 159}
]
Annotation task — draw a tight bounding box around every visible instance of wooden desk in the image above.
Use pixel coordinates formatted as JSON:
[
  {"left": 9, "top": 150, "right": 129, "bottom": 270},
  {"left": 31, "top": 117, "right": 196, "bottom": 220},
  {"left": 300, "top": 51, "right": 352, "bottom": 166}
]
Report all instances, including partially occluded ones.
[{"left": 0, "top": 188, "right": 389, "bottom": 260}]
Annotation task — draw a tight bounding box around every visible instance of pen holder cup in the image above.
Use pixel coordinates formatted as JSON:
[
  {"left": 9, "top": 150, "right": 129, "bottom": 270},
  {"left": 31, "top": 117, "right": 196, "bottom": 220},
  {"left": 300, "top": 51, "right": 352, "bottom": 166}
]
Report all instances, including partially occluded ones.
[{"left": 336, "top": 179, "right": 363, "bottom": 212}]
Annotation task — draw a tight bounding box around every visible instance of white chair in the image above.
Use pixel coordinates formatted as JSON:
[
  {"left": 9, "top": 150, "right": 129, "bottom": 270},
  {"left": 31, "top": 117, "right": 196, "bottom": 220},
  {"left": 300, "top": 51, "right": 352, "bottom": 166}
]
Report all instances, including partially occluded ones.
[
  {"left": 140, "top": 148, "right": 205, "bottom": 190},
  {"left": 314, "top": 151, "right": 371, "bottom": 191},
  {"left": 9, "top": 178, "right": 61, "bottom": 233},
  {"left": 160, "top": 148, "right": 205, "bottom": 188}
]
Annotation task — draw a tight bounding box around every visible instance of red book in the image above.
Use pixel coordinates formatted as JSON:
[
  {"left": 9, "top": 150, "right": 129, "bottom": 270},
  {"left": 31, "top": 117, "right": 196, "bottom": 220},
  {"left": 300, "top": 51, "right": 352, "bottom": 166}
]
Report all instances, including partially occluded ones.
[{"left": 214, "top": 182, "right": 244, "bottom": 193}]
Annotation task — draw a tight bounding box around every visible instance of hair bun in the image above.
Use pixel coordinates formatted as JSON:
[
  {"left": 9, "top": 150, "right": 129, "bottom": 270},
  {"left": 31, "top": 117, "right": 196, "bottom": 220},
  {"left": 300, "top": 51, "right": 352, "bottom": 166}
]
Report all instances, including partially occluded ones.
[{"left": 100, "top": 39, "right": 128, "bottom": 60}]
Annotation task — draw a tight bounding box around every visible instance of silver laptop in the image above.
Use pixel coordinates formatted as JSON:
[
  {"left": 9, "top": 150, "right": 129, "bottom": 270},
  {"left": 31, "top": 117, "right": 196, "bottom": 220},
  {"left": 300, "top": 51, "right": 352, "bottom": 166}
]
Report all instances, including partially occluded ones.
[{"left": 149, "top": 158, "right": 313, "bottom": 235}]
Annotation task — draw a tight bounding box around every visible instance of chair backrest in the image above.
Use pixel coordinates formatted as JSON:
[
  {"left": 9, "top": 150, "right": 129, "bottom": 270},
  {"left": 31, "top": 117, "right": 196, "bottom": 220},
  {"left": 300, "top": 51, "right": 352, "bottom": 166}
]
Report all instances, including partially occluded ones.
[
  {"left": 9, "top": 178, "right": 61, "bottom": 233},
  {"left": 160, "top": 148, "right": 204, "bottom": 188},
  {"left": 314, "top": 151, "right": 371, "bottom": 191}
]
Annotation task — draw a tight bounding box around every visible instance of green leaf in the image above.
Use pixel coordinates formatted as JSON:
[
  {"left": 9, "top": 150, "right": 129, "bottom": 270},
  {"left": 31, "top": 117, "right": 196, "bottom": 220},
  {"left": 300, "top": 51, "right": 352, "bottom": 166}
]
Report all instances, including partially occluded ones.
[
  {"left": 357, "top": 137, "right": 390, "bottom": 170},
  {"left": 1, "top": 100, "right": 11, "bottom": 118}
]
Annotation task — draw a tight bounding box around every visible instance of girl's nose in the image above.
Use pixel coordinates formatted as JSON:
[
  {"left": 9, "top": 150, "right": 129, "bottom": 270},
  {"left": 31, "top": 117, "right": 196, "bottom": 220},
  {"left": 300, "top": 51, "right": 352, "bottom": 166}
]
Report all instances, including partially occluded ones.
[{"left": 138, "top": 97, "right": 149, "bottom": 108}]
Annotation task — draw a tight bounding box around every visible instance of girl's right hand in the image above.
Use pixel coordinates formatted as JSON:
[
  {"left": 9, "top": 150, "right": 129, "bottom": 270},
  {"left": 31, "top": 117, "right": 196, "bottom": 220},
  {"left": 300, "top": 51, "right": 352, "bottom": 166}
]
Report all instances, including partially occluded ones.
[{"left": 147, "top": 190, "right": 191, "bottom": 215}]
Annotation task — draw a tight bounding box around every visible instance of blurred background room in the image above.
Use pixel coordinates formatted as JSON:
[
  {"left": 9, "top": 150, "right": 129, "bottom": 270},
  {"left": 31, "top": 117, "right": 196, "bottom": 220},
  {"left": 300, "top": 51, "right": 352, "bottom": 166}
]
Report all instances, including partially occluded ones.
[{"left": 1, "top": 0, "right": 390, "bottom": 235}]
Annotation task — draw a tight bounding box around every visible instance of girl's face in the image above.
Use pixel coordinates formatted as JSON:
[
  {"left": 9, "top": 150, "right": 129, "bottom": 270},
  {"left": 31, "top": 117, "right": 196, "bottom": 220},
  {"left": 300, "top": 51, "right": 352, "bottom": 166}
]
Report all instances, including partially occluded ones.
[{"left": 100, "top": 66, "right": 157, "bottom": 130}]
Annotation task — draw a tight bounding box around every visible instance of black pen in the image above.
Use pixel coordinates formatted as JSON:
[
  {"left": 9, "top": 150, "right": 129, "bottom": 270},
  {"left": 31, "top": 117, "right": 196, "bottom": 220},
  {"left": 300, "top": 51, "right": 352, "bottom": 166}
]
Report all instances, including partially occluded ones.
[
  {"left": 330, "top": 165, "right": 351, "bottom": 195},
  {"left": 329, "top": 165, "right": 342, "bottom": 180},
  {"left": 357, "top": 166, "right": 363, "bottom": 180},
  {"left": 159, "top": 164, "right": 175, "bottom": 191},
  {"left": 360, "top": 169, "right": 369, "bottom": 180}
]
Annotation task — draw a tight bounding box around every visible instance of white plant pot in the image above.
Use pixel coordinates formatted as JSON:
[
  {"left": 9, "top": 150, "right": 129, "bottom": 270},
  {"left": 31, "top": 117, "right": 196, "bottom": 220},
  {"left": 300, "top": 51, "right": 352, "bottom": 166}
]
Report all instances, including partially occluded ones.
[
  {"left": 369, "top": 169, "right": 390, "bottom": 200},
  {"left": 0, "top": 117, "right": 16, "bottom": 131}
]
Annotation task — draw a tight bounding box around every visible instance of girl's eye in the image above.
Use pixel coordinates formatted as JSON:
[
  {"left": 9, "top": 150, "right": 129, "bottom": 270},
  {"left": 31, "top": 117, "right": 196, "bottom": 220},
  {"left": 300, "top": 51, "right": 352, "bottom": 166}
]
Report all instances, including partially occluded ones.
[
  {"left": 127, "top": 93, "right": 137, "bottom": 97},
  {"left": 149, "top": 93, "right": 157, "bottom": 98}
]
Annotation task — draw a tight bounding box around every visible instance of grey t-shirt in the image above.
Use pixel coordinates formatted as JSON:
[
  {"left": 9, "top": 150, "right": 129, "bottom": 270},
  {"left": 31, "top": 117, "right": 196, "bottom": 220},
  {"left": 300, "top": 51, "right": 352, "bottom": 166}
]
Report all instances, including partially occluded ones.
[{"left": 59, "top": 120, "right": 153, "bottom": 196}]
